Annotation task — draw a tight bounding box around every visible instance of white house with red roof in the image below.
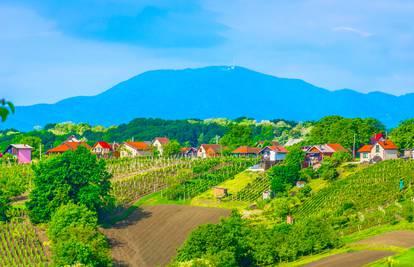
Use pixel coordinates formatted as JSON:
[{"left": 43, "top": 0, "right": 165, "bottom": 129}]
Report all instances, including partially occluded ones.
[
  {"left": 358, "top": 140, "right": 398, "bottom": 163},
  {"left": 197, "top": 144, "right": 222, "bottom": 158},
  {"left": 120, "top": 141, "right": 152, "bottom": 158},
  {"left": 91, "top": 141, "right": 113, "bottom": 158},
  {"left": 259, "top": 145, "right": 288, "bottom": 161},
  {"left": 152, "top": 137, "right": 170, "bottom": 156}
]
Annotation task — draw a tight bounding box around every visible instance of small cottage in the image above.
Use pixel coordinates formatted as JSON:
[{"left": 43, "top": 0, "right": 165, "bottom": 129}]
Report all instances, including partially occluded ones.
[
  {"left": 197, "top": 144, "right": 222, "bottom": 158},
  {"left": 358, "top": 140, "right": 398, "bottom": 163},
  {"left": 296, "top": 181, "right": 306, "bottom": 188},
  {"left": 91, "top": 141, "right": 113, "bottom": 158},
  {"left": 3, "top": 144, "right": 33, "bottom": 164},
  {"left": 119, "top": 142, "right": 152, "bottom": 158},
  {"left": 403, "top": 149, "right": 414, "bottom": 159},
  {"left": 180, "top": 147, "right": 197, "bottom": 158},
  {"left": 213, "top": 187, "right": 228, "bottom": 198},
  {"left": 304, "top": 144, "right": 348, "bottom": 167},
  {"left": 259, "top": 145, "right": 288, "bottom": 162},
  {"left": 152, "top": 137, "right": 170, "bottom": 156}
]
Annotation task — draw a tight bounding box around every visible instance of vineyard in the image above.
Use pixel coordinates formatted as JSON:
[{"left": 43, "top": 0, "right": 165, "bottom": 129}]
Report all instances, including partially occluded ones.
[
  {"left": 0, "top": 210, "right": 49, "bottom": 266},
  {"left": 162, "top": 158, "right": 257, "bottom": 201},
  {"left": 110, "top": 157, "right": 258, "bottom": 205},
  {"left": 233, "top": 175, "right": 270, "bottom": 202},
  {"left": 296, "top": 159, "right": 414, "bottom": 217}
]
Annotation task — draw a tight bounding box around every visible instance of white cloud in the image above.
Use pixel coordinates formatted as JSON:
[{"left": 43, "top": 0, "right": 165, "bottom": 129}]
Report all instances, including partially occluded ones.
[{"left": 333, "top": 26, "right": 373, "bottom": 37}]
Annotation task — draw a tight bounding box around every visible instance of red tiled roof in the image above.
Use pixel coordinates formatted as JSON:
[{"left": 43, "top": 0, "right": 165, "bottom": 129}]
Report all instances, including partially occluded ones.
[
  {"left": 374, "top": 133, "right": 384, "bottom": 141},
  {"left": 93, "top": 141, "right": 111, "bottom": 150},
  {"left": 47, "top": 142, "right": 91, "bottom": 154},
  {"left": 232, "top": 146, "right": 261, "bottom": 154},
  {"left": 326, "top": 143, "right": 348, "bottom": 152},
  {"left": 358, "top": 144, "right": 373, "bottom": 153},
  {"left": 378, "top": 140, "right": 398, "bottom": 150},
  {"left": 125, "top": 141, "right": 150, "bottom": 151},
  {"left": 154, "top": 137, "right": 170, "bottom": 144}
]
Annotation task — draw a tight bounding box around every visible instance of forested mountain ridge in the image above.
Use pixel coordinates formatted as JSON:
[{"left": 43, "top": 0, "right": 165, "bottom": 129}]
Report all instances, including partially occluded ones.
[{"left": 3, "top": 66, "right": 414, "bottom": 131}]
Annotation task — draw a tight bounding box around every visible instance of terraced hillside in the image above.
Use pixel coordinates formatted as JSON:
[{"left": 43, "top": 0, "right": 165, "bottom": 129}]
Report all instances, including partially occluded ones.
[{"left": 297, "top": 160, "right": 414, "bottom": 217}]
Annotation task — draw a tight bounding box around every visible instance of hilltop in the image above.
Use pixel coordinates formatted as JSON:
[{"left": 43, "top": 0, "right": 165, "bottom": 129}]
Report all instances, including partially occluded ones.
[{"left": 3, "top": 66, "right": 414, "bottom": 131}]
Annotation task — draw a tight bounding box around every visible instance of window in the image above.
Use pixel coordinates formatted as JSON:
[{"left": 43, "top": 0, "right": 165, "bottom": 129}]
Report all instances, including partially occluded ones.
[
  {"left": 375, "top": 145, "right": 380, "bottom": 153},
  {"left": 363, "top": 153, "right": 368, "bottom": 158}
]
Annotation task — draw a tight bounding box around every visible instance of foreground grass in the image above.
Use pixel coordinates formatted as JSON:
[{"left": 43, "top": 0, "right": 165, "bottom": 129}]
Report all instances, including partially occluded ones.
[{"left": 368, "top": 247, "right": 414, "bottom": 266}]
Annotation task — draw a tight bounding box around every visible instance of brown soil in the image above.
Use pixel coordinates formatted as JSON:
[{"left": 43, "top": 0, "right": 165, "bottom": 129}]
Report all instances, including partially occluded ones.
[
  {"left": 304, "top": 250, "right": 395, "bottom": 267},
  {"left": 102, "top": 205, "right": 230, "bottom": 267},
  {"left": 354, "top": 230, "right": 414, "bottom": 248}
]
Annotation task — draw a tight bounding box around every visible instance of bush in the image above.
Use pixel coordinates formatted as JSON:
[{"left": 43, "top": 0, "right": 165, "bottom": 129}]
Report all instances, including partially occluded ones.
[{"left": 48, "top": 203, "right": 112, "bottom": 267}]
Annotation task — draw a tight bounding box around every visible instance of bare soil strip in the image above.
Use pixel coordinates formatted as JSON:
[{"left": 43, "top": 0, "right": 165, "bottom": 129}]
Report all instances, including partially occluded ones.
[
  {"left": 354, "top": 230, "right": 414, "bottom": 248},
  {"left": 305, "top": 230, "right": 414, "bottom": 267},
  {"left": 304, "top": 250, "right": 395, "bottom": 267},
  {"left": 103, "top": 205, "right": 230, "bottom": 267}
]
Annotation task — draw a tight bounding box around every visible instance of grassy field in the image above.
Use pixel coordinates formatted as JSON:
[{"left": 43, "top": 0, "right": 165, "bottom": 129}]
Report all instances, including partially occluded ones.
[{"left": 369, "top": 248, "right": 414, "bottom": 266}]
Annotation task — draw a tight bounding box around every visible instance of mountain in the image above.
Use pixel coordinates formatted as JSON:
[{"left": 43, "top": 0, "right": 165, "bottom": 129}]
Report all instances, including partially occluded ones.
[{"left": 2, "top": 66, "right": 414, "bottom": 131}]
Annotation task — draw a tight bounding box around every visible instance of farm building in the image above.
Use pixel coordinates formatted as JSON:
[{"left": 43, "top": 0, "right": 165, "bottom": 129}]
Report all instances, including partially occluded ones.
[
  {"left": 91, "top": 141, "right": 114, "bottom": 158},
  {"left": 152, "top": 137, "right": 170, "bottom": 156},
  {"left": 3, "top": 144, "right": 33, "bottom": 164},
  {"left": 304, "top": 143, "right": 348, "bottom": 167},
  {"left": 358, "top": 140, "right": 398, "bottom": 163},
  {"left": 259, "top": 145, "right": 288, "bottom": 162},
  {"left": 46, "top": 142, "right": 91, "bottom": 155},
  {"left": 180, "top": 147, "right": 197, "bottom": 158},
  {"left": 119, "top": 141, "right": 152, "bottom": 158},
  {"left": 232, "top": 146, "right": 261, "bottom": 157},
  {"left": 197, "top": 144, "right": 222, "bottom": 158}
]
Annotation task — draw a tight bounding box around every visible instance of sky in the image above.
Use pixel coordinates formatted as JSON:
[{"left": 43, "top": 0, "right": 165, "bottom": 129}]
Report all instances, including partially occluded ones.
[{"left": 1, "top": 0, "right": 414, "bottom": 105}]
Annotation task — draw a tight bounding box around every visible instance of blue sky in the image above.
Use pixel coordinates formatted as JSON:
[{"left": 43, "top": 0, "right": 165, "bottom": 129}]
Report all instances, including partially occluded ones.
[{"left": 1, "top": 0, "right": 414, "bottom": 105}]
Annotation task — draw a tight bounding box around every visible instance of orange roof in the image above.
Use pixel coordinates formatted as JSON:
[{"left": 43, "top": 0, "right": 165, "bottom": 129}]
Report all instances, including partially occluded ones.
[
  {"left": 378, "top": 140, "right": 398, "bottom": 150},
  {"left": 47, "top": 142, "right": 91, "bottom": 154},
  {"left": 326, "top": 144, "right": 348, "bottom": 152},
  {"left": 232, "top": 146, "right": 261, "bottom": 154},
  {"left": 154, "top": 137, "right": 170, "bottom": 144},
  {"left": 200, "top": 144, "right": 222, "bottom": 153},
  {"left": 125, "top": 141, "right": 150, "bottom": 151},
  {"left": 358, "top": 144, "right": 373, "bottom": 153}
]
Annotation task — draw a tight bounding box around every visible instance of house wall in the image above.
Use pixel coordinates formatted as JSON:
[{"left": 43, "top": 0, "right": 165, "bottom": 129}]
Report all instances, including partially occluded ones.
[
  {"left": 17, "top": 148, "right": 31, "bottom": 164},
  {"left": 120, "top": 145, "right": 151, "bottom": 158},
  {"left": 275, "top": 153, "right": 286, "bottom": 161},
  {"left": 384, "top": 149, "right": 398, "bottom": 160},
  {"left": 369, "top": 144, "right": 398, "bottom": 161},
  {"left": 153, "top": 140, "right": 164, "bottom": 155},
  {"left": 360, "top": 152, "right": 371, "bottom": 163},
  {"left": 197, "top": 147, "right": 207, "bottom": 158}
]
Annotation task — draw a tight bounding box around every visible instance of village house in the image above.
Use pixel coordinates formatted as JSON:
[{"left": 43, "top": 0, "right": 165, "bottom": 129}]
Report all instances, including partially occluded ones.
[
  {"left": 91, "top": 141, "right": 114, "bottom": 158},
  {"left": 46, "top": 141, "right": 91, "bottom": 155},
  {"left": 259, "top": 145, "right": 288, "bottom": 161},
  {"left": 232, "top": 146, "right": 261, "bottom": 157},
  {"left": 403, "top": 149, "right": 414, "bottom": 159},
  {"left": 119, "top": 141, "right": 152, "bottom": 158},
  {"left": 3, "top": 144, "right": 33, "bottom": 164},
  {"left": 197, "top": 144, "right": 222, "bottom": 158},
  {"left": 180, "top": 147, "right": 197, "bottom": 158},
  {"left": 152, "top": 137, "right": 170, "bottom": 156},
  {"left": 304, "top": 143, "right": 348, "bottom": 167},
  {"left": 358, "top": 140, "right": 398, "bottom": 163}
]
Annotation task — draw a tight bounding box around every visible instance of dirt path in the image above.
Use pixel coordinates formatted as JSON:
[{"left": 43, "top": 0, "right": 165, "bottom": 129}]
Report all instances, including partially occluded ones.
[
  {"left": 102, "top": 205, "right": 230, "bottom": 267},
  {"left": 304, "top": 230, "right": 414, "bottom": 267},
  {"left": 304, "top": 250, "right": 395, "bottom": 267}
]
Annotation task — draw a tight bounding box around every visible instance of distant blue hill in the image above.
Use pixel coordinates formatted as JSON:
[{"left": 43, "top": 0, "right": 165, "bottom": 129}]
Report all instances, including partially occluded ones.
[{"left": 3, "top": 66, "right": 414, "bottom": 131}]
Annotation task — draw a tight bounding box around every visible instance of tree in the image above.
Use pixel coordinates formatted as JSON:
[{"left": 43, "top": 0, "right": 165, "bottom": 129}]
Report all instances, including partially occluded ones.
[
  {"left": 390, "top": 119, "right": 414, "bottom": 149},
  {"left": 220, "top": 124, "right": 253, "bottom": 148},
  {"left": 26, "top": 146, "right": 113, "bottom": 223},
  {"left": 48, "top": 203, "right": 112, "bottom": 267},
  {"left": 163, "top": 140, "right": 181, "bottom": 157},
  {"left": 0, "top": 99, "right": 14, "bottom": 122}
]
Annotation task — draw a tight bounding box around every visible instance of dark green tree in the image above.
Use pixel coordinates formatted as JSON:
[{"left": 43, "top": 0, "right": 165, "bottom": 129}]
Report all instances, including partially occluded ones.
[
  {"left": 0, "top": 189, "right": 10, "bottom": 221},
  {"left": 26, "top": 146, "right": 113, "bottom": 223},
  {"left": 389, "top": 119, "right": 414, "bottom": 149},
  {"left": 0, "top": 99, "right": 14, "bottom": 122},
  {"left": 163, "top": 140, "right": 181, "bottom": 157}
]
